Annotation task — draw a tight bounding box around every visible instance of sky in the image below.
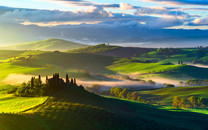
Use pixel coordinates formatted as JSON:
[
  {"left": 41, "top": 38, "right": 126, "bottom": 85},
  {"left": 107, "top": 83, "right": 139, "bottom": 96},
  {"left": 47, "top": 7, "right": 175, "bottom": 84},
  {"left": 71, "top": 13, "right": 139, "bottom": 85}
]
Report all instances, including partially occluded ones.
[{"left": 0, "top": 0, "right": 208, "bottom": 47}]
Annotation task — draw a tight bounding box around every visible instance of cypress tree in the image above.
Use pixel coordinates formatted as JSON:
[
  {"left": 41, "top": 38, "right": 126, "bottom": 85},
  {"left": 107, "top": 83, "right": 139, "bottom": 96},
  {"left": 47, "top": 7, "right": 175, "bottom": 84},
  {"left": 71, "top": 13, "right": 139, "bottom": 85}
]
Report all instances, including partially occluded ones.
[
  {"left": 74, "top": 78, "right": 76, "bottom": 85},
  {"left": 46, "top": 75, "right": 48, "bottom": 84},
  {"left": 31, "top": 77, "right": 34, "bottom": 89},
  {"left": 38, "top": 75, "right": 41, "bottom": 83},
  {"left": 66, "top": 74, "right": 69, "bottom": 86},
  {"left": 71, "top": 78, "right": 74, "bottom": 85}
]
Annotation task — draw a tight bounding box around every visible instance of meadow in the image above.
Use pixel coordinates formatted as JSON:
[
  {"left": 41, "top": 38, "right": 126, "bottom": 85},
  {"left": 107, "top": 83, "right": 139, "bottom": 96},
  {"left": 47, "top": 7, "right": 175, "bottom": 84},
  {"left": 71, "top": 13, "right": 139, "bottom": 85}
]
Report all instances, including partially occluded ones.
[
  {"left": 1, "top": 42, "right": 208, "bottom": 129},
  {"left": 2, "top": 84, "right": 208, "bottom": 129},
  {"left": 0, "top": 85, "right": 47, "bottom": 113}
]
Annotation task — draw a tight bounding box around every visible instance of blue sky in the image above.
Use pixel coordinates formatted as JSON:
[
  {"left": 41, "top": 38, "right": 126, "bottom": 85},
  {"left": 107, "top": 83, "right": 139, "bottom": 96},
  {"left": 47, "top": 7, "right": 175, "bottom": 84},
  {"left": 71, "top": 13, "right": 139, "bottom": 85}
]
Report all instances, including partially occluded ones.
[
  {"left": 0, "top": 0, "right": 208, "bottom": 47},
  {"left": 0, "top": 0, "right": 208, "bottom": 28}
]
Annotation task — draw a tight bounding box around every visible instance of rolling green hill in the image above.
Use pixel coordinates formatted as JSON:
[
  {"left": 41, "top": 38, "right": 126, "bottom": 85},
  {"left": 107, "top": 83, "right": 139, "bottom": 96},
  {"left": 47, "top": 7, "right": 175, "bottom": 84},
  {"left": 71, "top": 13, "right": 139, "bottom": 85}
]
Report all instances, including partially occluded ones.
[
  {"left": 1, "top": 49, "right": 208, "bottom": 84},
  {"left": 70, "top": 44, "right": 155, "bottom": 58},
  {"left": 137, "top": 86, "right": 208, "bottom": 107},
  {"left": 1, "top": 85, "right": 208, "bottom": 129},
  {"left": 0, "top": 50, "right": 117, "bottom": 84},
  {"left": 12, "top": 51, "right": 116, "bottom": 75},
  {"left": 107, "top": 57, "right": 208, "bottom": 81},
  {"left": 105, "top": 48, "right": 208, "bottom": 82},
  {"left": 5, "top": 39, "right": 88, "bottom": 51},
  {"left": 133, "top": 48, "right": 208, "bottom": 64}
]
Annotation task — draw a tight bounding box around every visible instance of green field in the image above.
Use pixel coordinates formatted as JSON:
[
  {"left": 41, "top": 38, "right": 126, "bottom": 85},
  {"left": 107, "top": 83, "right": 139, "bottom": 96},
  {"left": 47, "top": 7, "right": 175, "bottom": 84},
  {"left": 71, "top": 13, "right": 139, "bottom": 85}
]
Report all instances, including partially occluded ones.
[
  {"left": 136, "top": 86, "right": 208, "bottom": 106},
  {"left": 69, "top": 44, "right": 119, "bottom": 53},
  {"left": 1, "top": 46, "right": 208, "bottom": 85},
  {"left": 133, "top": 48, "right": 208, "bottom": 64},
  {"left": 0, "top": 50, "right": 117, "bottom": 84},
  {"left": 1, "top": 85, "right": 208, "bottom": 129},
  {"left": 2, "top": 45, "right": 208, "bottom": 129},
  {"left": 0, "top": 85, "right": 47, "bottom": 113},
  {"left": 107, "top": 49, "right": 208, "bottom": 81},
  {"left": 107, "top": 58, "right": 177, "bottom": 74}
]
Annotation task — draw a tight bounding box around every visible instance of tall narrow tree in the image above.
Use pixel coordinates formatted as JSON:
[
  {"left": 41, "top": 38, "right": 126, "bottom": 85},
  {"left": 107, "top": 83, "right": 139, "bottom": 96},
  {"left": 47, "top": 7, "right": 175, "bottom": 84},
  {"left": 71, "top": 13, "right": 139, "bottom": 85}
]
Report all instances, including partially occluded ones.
[
  {"left": 46, "top": 75, "right": 48, "bottom": 83},
  {"left": 31, "top": 77, "right": 34, "bottom": 89},
  {"left": 38, "top": 75, "right": 41, "bottom": 83},
  {"left": 66, "top": 74, "right": 69, "bottom": 86},
  {"left": 71, "top": 78, "right": 74, "bottom": 85},
  {"left": 74, "top": 78, "right": 76, "bottom": 85}
]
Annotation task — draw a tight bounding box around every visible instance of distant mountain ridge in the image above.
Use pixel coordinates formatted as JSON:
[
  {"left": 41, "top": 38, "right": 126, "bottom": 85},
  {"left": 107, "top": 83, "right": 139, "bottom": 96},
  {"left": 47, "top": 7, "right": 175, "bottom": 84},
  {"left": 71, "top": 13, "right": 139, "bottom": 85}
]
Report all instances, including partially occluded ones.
[{"left": 3, "top": 39, "right": 88, "bottom": 51}]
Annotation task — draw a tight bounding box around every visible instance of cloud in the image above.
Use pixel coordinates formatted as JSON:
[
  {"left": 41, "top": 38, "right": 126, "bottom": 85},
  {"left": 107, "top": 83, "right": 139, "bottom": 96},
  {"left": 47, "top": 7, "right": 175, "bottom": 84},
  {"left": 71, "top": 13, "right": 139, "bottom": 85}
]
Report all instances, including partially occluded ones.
[
  {"left": 41, "top": 0, "right": 94, "bottom": 6},
  {"left": 0, "top": 6, "right": 113, "bottom": 23},
  {"left": 0, "top": 5, "right": 188, "bottom": 28},
  {"left": 189, "top": 17, "right": 208, "bottom": 26},
  {"left": 119, "top": 3, "right": 135, "bottom": 11},
  {"left": 142, "top": 0, "right": 208, "bottom": 6},
  {"left": 22, "top": 20, "right": 102, "bottom": 26},
  {"left": 182, "top": 8, "right": 208, "bottom": 11},
  {"left": 135, "top": 6, "right": 190, "bottom": 19},
  {"left": 2, "top": 21, "right": 208, "bottom": 47}
]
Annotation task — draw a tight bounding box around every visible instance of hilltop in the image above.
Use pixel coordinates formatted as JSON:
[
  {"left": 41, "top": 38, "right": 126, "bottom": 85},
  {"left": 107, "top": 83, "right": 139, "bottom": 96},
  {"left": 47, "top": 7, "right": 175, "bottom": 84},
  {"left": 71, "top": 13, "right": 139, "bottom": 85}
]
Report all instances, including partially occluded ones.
[
  {"left": 70, "top": 44, "right": 155, "bottom": 58},
  {"left": 4, "top": 39, "right": 88, "bottom": 51},
  {"left": 1, "top": 83, "right": 208, "bottom": 129}
]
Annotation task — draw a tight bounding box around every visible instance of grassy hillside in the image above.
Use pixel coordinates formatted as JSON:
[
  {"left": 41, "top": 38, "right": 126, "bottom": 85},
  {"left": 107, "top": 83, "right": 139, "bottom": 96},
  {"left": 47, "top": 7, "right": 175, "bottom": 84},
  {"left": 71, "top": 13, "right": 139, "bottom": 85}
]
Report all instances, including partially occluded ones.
[
  {"left": 1, "top": 85, "right": 208, "bottom": 129},
  {"left": 5, "top": 39, "right": 88, "bottom": 51},
  {"left": 1, "top": 49, "right": 208, "bottom": 84},
  {"left": 133, "top": 48, "right": 208, "bottom": 64},
  {"left": 107, "top": 58, "right": 177, "bottom": 75},
  {"left": 70, "top": 44, "right": 155, "bottom": 58},
  {"left": 70, "top": 44, "right": 119, "bottom": 53},
  {"left": 137, "top": 86, "right": 208, "bottom": 106},
  {"left": 12, "top": 52, "right": 116, "bottom": 76},
  {"left": 106, "top": 48, "right": 208, "bottom": 81},
  {"left": 0, "top": 50, "right": 117, "bottom": 84},
  {"left": 108, "top": 60, "right": 208, "bottom": 82},
  {"left": 0, "top": 85, "right": 47, "bottom": 113}
]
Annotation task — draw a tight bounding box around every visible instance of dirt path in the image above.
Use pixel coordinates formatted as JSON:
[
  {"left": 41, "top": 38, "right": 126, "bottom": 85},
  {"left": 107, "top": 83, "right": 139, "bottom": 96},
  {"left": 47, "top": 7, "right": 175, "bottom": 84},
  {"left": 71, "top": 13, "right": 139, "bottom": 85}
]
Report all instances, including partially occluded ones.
[{"left": 186, "top": 63, "right": 208, "bottom": 68}]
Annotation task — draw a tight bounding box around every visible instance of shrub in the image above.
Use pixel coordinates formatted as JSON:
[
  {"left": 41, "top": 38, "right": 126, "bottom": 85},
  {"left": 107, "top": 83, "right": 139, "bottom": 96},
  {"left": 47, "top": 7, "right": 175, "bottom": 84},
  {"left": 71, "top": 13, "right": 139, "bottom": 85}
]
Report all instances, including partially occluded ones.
[
  {"left": 7, "top": 87, "right": 18, "bottom": 94},
  {"left": 165, "top": 84, "right": 175, "bottom": 88},
  {"left": 15, "top": 80, "right": 49, "bottom": 97}
]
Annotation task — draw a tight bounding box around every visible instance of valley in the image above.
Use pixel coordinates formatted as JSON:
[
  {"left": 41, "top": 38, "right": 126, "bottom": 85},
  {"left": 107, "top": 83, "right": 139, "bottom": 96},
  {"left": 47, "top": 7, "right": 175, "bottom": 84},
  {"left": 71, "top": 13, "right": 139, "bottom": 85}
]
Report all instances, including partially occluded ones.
[{"left": 1, "top": 39, "right": 208, "bottom": 129}]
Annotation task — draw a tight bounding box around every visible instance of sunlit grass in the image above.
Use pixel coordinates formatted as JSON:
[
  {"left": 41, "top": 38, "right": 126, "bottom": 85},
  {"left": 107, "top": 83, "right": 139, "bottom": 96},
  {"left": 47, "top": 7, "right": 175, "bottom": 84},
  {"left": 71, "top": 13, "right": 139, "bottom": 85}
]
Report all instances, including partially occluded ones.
[
  {"left": 0, "top": 95, "right": 48, "bottom": 113},
  {"left": 107, "top": 60, "right": 177, "bottom": 74}
]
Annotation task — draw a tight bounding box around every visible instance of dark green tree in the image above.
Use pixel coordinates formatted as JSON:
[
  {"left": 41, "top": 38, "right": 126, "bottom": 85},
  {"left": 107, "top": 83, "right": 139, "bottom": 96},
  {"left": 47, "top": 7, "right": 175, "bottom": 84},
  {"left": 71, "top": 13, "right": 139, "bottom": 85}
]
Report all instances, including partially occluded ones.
[
  {"left": 119, "top": 88, "right": 128, "bottom": 98},
  {"left": 66, "top": 74, "right": 69, "bottom": 86},
  {"left": 38, "top": 75, "right": 42, "bottom": 84},
  {"left": 31, "top": 77, "right": 34, "bottom": 89}
]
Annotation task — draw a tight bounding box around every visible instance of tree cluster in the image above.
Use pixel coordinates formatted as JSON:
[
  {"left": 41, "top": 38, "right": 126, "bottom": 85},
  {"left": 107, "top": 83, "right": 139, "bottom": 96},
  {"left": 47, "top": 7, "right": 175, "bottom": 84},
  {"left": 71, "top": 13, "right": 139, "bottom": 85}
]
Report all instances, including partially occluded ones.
[
  {"left": 165, "top": 84, "right": 175, "bottom": 88},
  {"left": 16, "top": 75, "right": 48, "bottom": 97},
  {"left": 157, "top": 48, "right": 179, "bottom": 56},
  {"left": 184, "top": 79, "right": 208, "bottom": 86},
  {"left": 172, "top": 96, "right": 208, "bottom": 109},
  {"left": 110, "top": 87, "right": 128, "bottom": 98},
  {"left": 15, "top": 73, "right": 83, "bottom": 97},
  {"left": 110, "top": 87, "right": 154, "bottom": 104}
]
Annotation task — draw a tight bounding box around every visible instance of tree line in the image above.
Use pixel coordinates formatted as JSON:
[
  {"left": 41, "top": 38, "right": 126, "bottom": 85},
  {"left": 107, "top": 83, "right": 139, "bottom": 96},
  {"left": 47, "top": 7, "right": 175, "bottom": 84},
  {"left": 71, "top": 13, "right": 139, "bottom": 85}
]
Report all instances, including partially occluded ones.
[
  {"left": 157, "top": 48, "right": 179, "bottom": 56},
  {"left": 179, "top": 79, "right": 208, "bottom": 86},
  {"left": 172, "top": 96, "right": 208, "bottom": 109},
  {"left": 110, "top": 87, "right": 154, "bottom": 104}
]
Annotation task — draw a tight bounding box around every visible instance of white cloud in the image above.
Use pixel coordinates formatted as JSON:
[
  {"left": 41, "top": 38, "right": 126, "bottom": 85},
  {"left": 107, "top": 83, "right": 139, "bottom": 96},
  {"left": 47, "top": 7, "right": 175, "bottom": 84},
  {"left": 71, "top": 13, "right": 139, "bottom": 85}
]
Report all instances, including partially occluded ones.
[
  {"left": 142, "top": 0, "right": 208, "bottom": 6},
  {"left": 135, "top": 6, "right": 190, "bottom": 19},
  {"left": 190, "top": 17, "right": 208, "bottom": 25},
  {"left": 0, "top": 6, "right": 113, "bottom": 25},
  {"left": 119, "top": 3, "right": 135, "bottom": 11}
]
